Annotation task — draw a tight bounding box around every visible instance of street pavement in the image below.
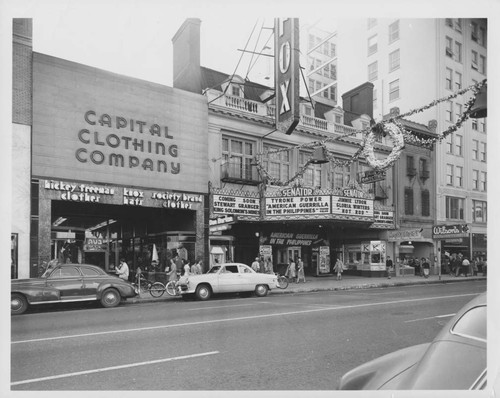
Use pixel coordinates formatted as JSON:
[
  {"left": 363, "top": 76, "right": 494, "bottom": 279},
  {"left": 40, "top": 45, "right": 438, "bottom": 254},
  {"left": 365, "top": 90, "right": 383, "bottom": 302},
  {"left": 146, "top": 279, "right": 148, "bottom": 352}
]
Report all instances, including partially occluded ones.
[{"left": 130, "top": 272, "right": 487, "bottom": 303}]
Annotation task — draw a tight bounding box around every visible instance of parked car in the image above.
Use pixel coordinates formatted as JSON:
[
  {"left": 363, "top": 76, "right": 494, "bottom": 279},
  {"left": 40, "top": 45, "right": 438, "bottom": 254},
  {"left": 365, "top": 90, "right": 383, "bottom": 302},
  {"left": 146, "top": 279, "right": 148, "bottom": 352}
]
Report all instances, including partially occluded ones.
[
  {"left": 11, "top": 263, "right": 139, "bottom": 315},
  {"left": 338, "top": 292, "right": 487, "bottom": 390},
  {"left": 176, "top": 263, "right": 278, "bottom": 300}
]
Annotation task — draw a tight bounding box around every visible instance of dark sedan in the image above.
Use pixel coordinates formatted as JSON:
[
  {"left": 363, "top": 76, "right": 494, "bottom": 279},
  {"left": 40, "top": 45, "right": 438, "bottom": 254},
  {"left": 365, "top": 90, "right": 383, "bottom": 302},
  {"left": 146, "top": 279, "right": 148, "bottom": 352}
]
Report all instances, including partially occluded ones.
[
  {"left": 338, "top": 292, "right": 487, "bottom": 390},
  {"left": 11, "top": 263, "right": 138, "bottom": 315}
]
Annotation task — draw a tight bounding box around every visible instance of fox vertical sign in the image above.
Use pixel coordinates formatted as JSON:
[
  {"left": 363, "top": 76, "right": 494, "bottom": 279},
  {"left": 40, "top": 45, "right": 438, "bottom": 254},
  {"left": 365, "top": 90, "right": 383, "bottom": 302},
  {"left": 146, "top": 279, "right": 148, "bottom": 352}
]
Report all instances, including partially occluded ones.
[{"left": 275, "top": 18, "right": 300, "bottom": 135}]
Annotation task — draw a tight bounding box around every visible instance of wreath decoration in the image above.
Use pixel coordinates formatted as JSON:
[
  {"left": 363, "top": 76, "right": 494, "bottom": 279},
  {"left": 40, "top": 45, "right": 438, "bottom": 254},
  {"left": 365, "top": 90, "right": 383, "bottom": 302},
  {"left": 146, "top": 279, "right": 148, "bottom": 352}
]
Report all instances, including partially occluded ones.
[{"left": 363, "top": 122, "right": 405, "bottom": 170}]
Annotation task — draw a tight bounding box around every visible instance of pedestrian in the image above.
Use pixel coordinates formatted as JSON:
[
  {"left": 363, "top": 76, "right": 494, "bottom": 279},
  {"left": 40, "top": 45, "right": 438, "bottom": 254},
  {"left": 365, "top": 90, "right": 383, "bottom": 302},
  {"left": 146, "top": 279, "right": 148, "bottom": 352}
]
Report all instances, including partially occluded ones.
[
  {"left": 135, "top": 264, "right": 143, "bottom": 283},
  {"left": 264, "top": 257, "right": 274, "bottom": 274},
  {"left": 174, "top": 254, "right": 184, "bottom": 274},
  {"left": 461, "top": 257, "right": 471, "bottom": 277},
  {"left": 333, "top": 258, "right": 344, "bottom": 280},
  {"left": 288, "top": 258, "right": 297, "bottom": 283},
  {"left": 386, "top": 255, "right": 393, "bottom": 279},
  {"left": 414, "top": 257, "right": 422, "bottom": 276},
  {"left": 259, "top": 256, "right": 265, "bottom": 273},
  {"left": 296, "top": 257, "right": 306, "bottom": 283},
  {"left": 168, "top": 263, "right": 178, "bottom": 283},
  {"left": 115, "top": 258, "right": 129, "bottom": 281},
  {"left": 183, "top": 259, "right": 191, "bottom": 276},
  {"left": 251, "top": 257, "right": 260, "bottom": 272},
  {"left": 421, "top": 257, "right": 430, "bottom": 278}
]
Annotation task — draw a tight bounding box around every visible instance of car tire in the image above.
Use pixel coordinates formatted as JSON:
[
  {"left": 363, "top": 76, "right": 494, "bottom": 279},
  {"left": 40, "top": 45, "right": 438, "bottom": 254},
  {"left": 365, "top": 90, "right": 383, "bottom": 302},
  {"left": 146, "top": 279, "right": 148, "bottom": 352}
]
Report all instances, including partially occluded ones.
[
  {"left": 195, "top": 284, "right": 212, "bottom": 301},
  {"left": 11, "top": 293, "right": 28, "bottom": 315},
  {"left": 255, "top": 284, "right": 268, "bottom": 297},
  {"left": 100, "top": 288, "right": 121, "bottom": 308}
]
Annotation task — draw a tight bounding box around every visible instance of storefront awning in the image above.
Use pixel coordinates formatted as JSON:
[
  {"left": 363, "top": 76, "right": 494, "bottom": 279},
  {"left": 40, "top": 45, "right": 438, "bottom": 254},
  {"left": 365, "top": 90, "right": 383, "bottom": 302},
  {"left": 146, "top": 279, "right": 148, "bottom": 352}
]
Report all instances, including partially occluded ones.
[
  {"left": 399, "top": 245, "right": 414, "bottom": 253},
  {"left": 210, "top": 246, "right": 225, "bottom": 255}
]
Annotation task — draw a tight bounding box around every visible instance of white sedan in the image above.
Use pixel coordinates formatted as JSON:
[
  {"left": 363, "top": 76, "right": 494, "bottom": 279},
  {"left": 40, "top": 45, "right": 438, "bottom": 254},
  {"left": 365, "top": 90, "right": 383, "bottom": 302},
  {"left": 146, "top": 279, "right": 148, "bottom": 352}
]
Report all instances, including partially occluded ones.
[{"left": 176, "top": 263, "right": 278, "bottom": 300}]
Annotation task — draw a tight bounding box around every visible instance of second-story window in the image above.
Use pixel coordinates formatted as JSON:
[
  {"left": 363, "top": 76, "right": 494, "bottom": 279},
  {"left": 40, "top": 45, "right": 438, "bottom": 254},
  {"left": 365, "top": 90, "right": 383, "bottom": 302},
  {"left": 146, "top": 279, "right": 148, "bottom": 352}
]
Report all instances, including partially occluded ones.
[
  {"left": 473, "top": 200, "right": 487, "bottom": 223},
  {"left": 421, "top": 190, "right": 430, "bottom": 216},
  {"left": 446, "top": 196, "right": 464, "bottom": 220},
  {"left": 222, "top": 137, "right": 254, "bottom": 180},
  {"left": 404, "top": 187, "right": 414, "bottom": 215},
  {"left": 455, "top": 166, "right": 463, "bottom": 187},
  {"left": 300, "top": 151, "right": 322, "bottom": 188},
  {"left": 455, "top": 134, "right": 463, "bottom": 156},
  {"left": 330, "top": 163, "right": 350, "bottom": 189},
  {"left": 263, "top": 145, "right": 290, "bottom": 184},
  {"left": 446, "top": 164, "right": 454, "bottom": 185}
]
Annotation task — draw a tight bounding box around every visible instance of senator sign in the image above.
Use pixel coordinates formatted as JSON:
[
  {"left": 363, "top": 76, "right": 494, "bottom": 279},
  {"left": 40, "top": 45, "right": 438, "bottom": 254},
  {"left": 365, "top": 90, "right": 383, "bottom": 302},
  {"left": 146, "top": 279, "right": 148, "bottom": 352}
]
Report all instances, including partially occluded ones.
[{"left": 275, "top": 18, "right": 300, "bottom": 135}]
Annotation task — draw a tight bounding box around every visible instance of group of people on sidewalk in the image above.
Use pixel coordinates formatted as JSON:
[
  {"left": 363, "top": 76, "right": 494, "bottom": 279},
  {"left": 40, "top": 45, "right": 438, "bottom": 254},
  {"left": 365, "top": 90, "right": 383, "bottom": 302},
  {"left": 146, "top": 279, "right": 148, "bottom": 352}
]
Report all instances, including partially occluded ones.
[{"left": 282, "top": 257, "right": 307, "bottom": 283}]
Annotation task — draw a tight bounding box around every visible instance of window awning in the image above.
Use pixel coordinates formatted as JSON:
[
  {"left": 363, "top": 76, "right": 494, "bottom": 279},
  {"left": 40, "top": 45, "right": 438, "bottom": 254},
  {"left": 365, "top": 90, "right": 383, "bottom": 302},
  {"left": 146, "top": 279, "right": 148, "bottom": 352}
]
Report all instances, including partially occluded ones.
[{"left": 210, "top": 246, "right": 225, "bottom": 255}]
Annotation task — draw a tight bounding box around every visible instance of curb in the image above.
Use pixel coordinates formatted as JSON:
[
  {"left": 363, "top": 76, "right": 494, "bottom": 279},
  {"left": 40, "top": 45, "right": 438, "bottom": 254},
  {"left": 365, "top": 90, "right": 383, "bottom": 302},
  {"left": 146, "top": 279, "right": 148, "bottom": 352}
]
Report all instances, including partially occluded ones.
[{"left": 127, "top": 276, "right": 485, "bottom": 305}]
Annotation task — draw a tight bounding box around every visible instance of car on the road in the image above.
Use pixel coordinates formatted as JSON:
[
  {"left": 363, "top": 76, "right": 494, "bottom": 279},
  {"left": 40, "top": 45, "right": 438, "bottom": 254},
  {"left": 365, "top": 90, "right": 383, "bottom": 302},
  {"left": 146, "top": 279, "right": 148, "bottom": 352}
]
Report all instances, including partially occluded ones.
[
  {"left": 338, "top": 292, "right": 487, "bottom": 390},
  {"left": 176, "top": 263, "right": 278, "bottom": 300},
  {"left": 11, "top": 263, "right": 139, "bottom": 315}
]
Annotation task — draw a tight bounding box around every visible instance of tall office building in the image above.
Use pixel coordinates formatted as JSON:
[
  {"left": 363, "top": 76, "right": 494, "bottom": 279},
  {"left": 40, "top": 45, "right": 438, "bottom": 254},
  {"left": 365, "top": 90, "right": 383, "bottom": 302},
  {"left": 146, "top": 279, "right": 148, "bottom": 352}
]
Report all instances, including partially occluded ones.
[{"left": 335, "top": 18, "right": 487, "bottom": 261}]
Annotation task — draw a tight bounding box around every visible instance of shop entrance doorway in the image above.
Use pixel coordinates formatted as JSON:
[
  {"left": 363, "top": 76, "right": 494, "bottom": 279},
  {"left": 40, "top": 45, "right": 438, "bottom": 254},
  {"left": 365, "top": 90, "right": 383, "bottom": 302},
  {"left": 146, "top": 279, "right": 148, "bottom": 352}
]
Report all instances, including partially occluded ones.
[{"left": 287, "top": 247, "right": 301, "bottom": 263}]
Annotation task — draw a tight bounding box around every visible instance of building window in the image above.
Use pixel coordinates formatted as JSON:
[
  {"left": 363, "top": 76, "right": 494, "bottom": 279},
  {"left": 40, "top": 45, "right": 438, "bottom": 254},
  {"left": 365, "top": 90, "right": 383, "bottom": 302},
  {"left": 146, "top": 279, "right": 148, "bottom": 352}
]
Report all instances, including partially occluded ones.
[
  {"left": 455, "top": 166, "right": 463, "bottom": 187},
  {"left": 368, "top": 61, "right": 378, "bottom": 81},
  {"left": 445, "top": 36, "right": 453, "bottom": 57},
  {"left": 454, "top": 19, "right": 462, "bottom": 33},
  {"left": 445, "top": 101, "right": 453, "bottom": 122},
  {"left": 300, "top": 151, "right": 322, "bottom": 188},
  {"left": 448, "top": 70, "right": 457, "bottom": 90},
  {"left": 330, "top": 164, "right": 350, "bottom": 189},
  {"left": 419, "top": 158, "right": 429, "bottom": 179},
  {"left": 472, "top": 200, "right": 487, "bottom": 223},
  {"left": 389, "top": 79, "right": 399, "bottom": 101},
  {"left": 472, "top": 140, "right": 479, "bottom": 160},
  {"left": 231, "top": 85, "right": 242, "bottom": 97},
  {"left": 455, "top": 71, "right": 462, "bottom": 90},
  {"left": 479, "top": 26, "right": 487, "bottom": 47},
  {"left": 480, "top": 172, "right": 487, "bottom": 191},
  {"left": 480, "top": 142, "right": 486, "bottom": 162},
  {"left": 221, "top": 137, "right": 255, "bottom": 180},
  {"left": 404, "top": 187, "right": 414, "bottom": 215},
  {"left": 455, "top": 134, "right": 463, "bottom": 156},
  {"left": 445, "top": 18, "right": 453, "bottom": 28},
  {"left": 471, "top": 50, "right": 478, "bottom": 70},
  {"left": 263, "top": 145, "right": 290, "bottom": 183},
  {"left": 406, "top": 155, "right": 416, "bottom": 176},
  {"left": 471, "top": 21, "right": 479, "bottom": 41},
  {"left": 421, "top": 190, "right": 430, "bottom": 217},
  {"left": 445, "top": 134, "right": 453, "bottom": 153},
  {"left": 389, "top": 20, "right": 400, "bottom": 43},
  {"left": 446, "top": 196, "right": 464, "bottom": 220},
  {"left": 472, "top": 170, "right": 479, "bottom": 190},
  {"left": 368, "top": 18, "right": 377, "bottom": 29},
  {"left": 446, "top": 164, "right": 454, "bottom": 185},
  {"left": 472, "top": 118, "right": 478, "bottom": 131},
  {"left": 455, "top": 103, "right": 462, "bottom": 122},
  {"left": 480, "top": 119, "right": 486, "bottom": 133},
  {"left": 479, "top": 55, "right": 486, "bottom": 74},
  {"left": 389, "top": 49, "right": 400, "bottom": 72},
  {"left": 454, "top": 41, "right": 462, "bottom": 63},
  {"left": 368, "top": 35, "right": 378, "bottom": 56}
]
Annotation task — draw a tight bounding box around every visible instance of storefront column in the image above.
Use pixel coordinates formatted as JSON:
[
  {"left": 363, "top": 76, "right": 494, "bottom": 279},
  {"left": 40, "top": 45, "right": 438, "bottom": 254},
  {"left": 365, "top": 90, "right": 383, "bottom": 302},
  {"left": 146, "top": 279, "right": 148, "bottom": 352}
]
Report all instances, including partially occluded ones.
[{"left": 38, "top": 191, "right": 52, "bottom": 272}]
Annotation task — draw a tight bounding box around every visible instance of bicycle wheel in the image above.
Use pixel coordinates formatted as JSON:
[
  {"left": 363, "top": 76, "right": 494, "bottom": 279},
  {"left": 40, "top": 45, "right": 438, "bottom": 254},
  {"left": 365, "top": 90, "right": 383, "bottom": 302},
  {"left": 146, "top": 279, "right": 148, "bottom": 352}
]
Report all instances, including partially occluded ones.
[
  {"left": 150, "top": 282, "right": 166, "bottom": 298},
  {"left": 278, "top": 276, "right": 289, "bottom": 289},
  {"left": 139, "top": 279, "right": 150, "bottom": 294},
  {"left": 165, "top": 281, "right": 178, "bottom": 296}
]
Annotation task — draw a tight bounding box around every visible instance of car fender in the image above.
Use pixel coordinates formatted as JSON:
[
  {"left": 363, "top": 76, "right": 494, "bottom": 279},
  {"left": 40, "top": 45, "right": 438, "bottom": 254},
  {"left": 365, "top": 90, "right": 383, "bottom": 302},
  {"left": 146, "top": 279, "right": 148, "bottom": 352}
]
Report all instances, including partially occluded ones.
[
  {"left": 96, "top": 281, "right": 130, "bottom": 298},
  {"left": 338, "top": 343, "right": 429, "bottom": 390}
]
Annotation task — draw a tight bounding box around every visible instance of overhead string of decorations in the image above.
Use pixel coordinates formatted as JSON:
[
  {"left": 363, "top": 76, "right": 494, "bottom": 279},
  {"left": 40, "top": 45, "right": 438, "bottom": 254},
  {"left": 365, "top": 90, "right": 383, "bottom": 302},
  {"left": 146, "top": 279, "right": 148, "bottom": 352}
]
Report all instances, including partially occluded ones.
[{"left": 253, "top": 78, "right": 486, "bottom": 186}]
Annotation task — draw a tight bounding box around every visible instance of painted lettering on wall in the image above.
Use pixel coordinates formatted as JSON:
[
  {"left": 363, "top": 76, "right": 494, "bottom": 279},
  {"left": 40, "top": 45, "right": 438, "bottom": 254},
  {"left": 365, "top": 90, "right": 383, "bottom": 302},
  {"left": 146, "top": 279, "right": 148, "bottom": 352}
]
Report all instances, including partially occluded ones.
[
  {"left": 151, "top": 191, "right": 202, "bottom": 209},
  {"left": 76, "top": 111, "right": 181, "bottom": 174}
]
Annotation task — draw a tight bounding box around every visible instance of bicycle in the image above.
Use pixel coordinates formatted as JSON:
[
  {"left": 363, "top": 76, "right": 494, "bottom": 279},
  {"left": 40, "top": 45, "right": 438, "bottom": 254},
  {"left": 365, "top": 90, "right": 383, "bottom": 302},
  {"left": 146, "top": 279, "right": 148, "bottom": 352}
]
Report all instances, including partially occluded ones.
[
  {"left": 165, "top": 272, "right": 182, "bottom": 296},
  {"left": 275, "top": 273, "right": 289, "bottom": 289},
  {"left": 134, "top": 274, "right": 166, "bottom": 298}
]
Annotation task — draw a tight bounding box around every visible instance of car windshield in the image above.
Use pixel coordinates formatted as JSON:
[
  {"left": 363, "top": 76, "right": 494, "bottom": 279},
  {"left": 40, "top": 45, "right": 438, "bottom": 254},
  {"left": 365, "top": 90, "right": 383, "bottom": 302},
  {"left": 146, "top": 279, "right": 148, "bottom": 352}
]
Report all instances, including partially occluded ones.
[{"left": 451, "top": 305, "right": 487, "bottom": 341}]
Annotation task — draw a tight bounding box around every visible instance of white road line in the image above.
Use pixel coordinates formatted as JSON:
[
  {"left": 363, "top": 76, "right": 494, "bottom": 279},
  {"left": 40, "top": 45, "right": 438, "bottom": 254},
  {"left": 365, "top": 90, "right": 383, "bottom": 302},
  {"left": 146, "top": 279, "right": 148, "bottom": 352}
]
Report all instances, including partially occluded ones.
[
  {"left": 11, "top": 351, "right": 219, "bottom": 386},
  {"left": 12, "top": 293, "right": 479, "bottom": 345},
  {"left": 188, "top": 303, "right": 263, "bottom": 311},
  {"left": 405, "top": 313, "right": 456, "bottom": 323}
]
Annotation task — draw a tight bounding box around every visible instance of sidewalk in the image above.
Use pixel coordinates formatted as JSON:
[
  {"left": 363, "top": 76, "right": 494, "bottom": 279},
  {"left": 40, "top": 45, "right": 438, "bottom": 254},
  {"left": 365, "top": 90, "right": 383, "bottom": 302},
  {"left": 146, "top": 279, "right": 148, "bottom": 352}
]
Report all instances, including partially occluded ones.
[{"left": 128, "top": 273, "right": 487, "bottom": 304}]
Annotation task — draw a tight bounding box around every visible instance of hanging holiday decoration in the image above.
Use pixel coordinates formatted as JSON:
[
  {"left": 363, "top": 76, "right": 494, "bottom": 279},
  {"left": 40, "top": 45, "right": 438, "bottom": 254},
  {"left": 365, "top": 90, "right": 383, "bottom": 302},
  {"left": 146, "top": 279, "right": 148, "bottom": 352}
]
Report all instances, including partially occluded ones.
[
  {"left": 362, "top": 122, "right": 405, "bottom": 170},
  {"left": 251, "top": 79, "right": 486, "bottom": 186}
]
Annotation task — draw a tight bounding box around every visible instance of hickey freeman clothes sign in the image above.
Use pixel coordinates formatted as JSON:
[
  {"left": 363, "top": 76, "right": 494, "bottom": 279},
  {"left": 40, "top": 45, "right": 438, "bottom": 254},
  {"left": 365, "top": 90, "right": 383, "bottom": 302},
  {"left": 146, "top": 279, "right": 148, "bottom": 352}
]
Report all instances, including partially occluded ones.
[
  {"left": 432, "top": 224, "right": 470, "bottom": 239},
  {"left": 275, "top": 18, "right": 300, "bottom": 135},
  {"left": 32, "top": 53, "right": 208, "bottom": 194}
]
